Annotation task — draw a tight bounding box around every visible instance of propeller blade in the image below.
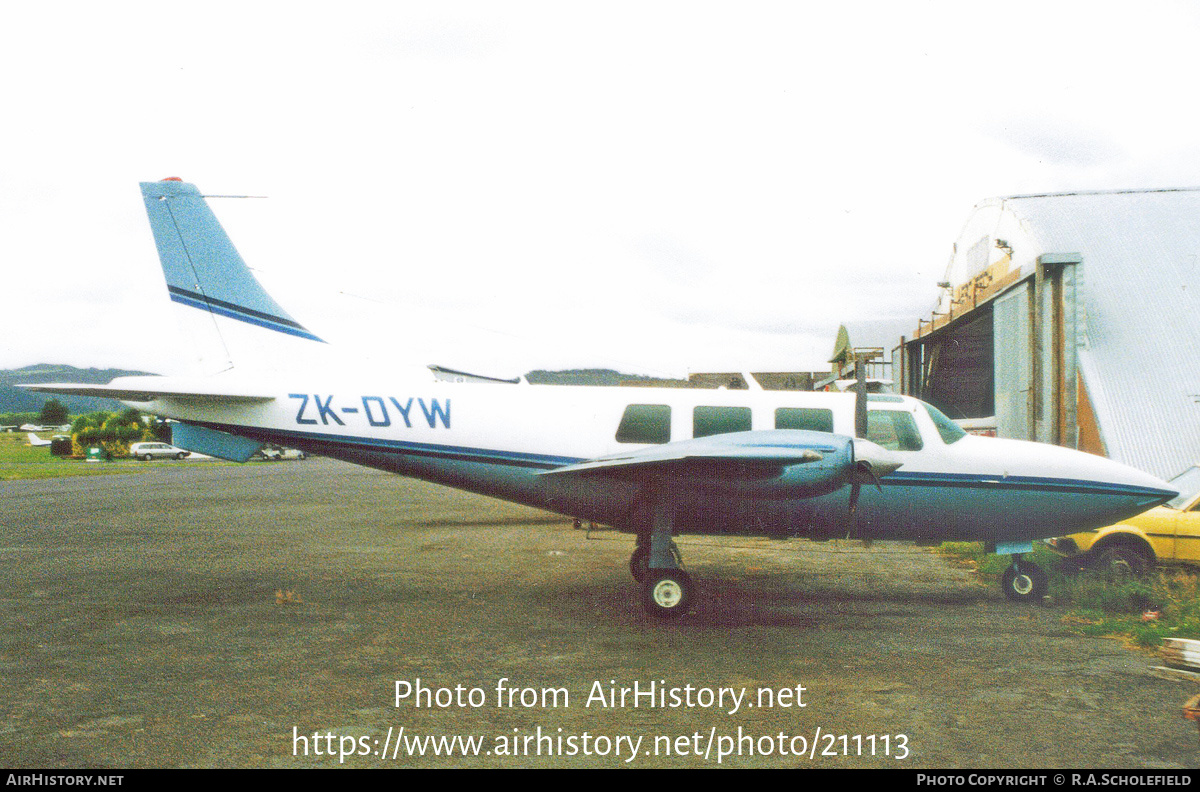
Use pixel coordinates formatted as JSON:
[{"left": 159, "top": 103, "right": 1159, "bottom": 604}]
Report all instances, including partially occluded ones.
[
  {"left": 855, "top": 459, "right": 886, "bottom": 492},
  {"left": 854, "top": 357, "right": 868, "bottom": 438},
  {"left": 846, "top": 480, "right": 860, "bottom": 539},
  {"left": 845, "top": 437, "right": 902, "bottom": 539}
]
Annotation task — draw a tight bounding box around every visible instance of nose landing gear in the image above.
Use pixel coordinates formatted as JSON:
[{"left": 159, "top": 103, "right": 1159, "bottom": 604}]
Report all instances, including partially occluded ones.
[{"left": 1001, "top": 555, "right": 1048, "bottom": 602}]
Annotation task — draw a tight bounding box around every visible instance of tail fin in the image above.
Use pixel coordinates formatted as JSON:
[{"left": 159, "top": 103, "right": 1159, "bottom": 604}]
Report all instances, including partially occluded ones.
[{"left": 140, "top": 178, "right": 323, "bottom": 372}]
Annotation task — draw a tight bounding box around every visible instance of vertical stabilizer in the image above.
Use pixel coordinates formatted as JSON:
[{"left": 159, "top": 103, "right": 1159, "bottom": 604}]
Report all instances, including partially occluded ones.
[{"left": 139, "top": 179, "right": 323, "bottom": 372}]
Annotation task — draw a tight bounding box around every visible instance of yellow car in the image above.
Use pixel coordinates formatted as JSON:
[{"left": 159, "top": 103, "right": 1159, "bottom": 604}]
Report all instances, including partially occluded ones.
[{"left": 1047, "top": 466, "right": 1200, "bottom": 574}]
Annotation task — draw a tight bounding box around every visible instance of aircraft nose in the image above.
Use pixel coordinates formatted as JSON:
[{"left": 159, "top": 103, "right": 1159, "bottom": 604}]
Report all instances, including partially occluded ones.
[
  {"left": 1106, "top": 462, "right": 1179, "bottom": 507},
  {"left": 851, "top": 438, "right": 903, "bottom": 479},
  {"left": 1034, "top": 442, "right": 1181, "bottom": 517}
]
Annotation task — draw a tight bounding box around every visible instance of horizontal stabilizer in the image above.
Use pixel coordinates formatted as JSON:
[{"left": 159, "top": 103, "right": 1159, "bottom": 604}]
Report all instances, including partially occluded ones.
[
  {"left": 19, "top": 376, "right": 274, "bottom": 404},
  {"left": 428, "top": 364, "right": 522, "bottom": 385}
]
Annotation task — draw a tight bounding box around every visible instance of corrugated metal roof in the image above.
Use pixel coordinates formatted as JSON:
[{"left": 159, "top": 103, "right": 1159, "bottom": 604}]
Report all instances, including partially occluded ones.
[{"left": 996, "top": 189, "right": 1200, "bottom": 480}]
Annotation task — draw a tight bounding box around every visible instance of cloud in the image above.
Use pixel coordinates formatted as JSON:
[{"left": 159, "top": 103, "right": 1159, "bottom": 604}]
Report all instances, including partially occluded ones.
[
  {"left": 6, "top": 3, "right": 1200, "bottom": 376},
  {"left": 986, "top": 121, "right": 1126, "bottom": 168}
]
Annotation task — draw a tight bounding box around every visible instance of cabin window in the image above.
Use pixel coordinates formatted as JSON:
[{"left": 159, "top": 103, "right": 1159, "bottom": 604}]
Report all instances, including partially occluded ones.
[
  {"left": 615, "top": 404, "right": 671, "bottom": 444},
  {"left": 774, "top": 407, "right": 834, "bottom": 433},
  {"left": 867, "top": 410, "right": 924, "bottom": 451},
  {"left": 693, "top": 406, "right": 751, "bottom": 438}
]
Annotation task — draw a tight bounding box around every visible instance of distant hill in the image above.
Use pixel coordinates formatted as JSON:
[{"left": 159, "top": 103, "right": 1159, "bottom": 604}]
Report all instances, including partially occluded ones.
[
  {"left": 524, "top": 368, "right": 680, "bottom": 386},
  {"left": 0, "top": 365, "right": 154, "bottom": 415}
]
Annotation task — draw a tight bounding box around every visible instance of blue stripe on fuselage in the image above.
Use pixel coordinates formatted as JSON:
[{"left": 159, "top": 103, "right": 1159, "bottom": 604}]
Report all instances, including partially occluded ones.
[
  {"left": 880, "top": 470, "right": 1175, "bottom": 500},
  {"left": 188, "top": 421, "right": 583, "bottom": 469}
]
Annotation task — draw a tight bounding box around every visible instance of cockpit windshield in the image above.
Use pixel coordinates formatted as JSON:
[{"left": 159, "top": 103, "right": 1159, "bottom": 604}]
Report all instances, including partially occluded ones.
[
  {"left": 1167, "top": 466, "right": 1200, "bottom": 510},
  {"left": 921, "top": 402, "right": 967, "bottom": 445}
]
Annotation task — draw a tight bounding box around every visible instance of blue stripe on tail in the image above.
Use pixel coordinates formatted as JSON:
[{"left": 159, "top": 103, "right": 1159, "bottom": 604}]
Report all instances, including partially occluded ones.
[{"left": 140, "top": 179, "right": 324, "bottom": 343}]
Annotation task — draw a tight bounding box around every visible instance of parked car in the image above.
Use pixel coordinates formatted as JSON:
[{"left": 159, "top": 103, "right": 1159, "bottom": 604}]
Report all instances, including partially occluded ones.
[
  {"left": 255, "top": 444, "right": 307, "bottom": 461},
  {"left": 129, "top": 442, "right": 191, "bottom": 461},
  {"left": 1046, "top": 465, "right": 1200, "bottom": 574}
]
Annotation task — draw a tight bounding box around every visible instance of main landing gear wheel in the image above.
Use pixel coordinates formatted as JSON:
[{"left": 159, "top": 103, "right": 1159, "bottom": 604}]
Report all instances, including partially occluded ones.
[
  {"left": 641, "top": 569, "right": 694, "bottom": 619},
  {"left": 1001, "top": 559, "right": 1048, "bottom": 602}
]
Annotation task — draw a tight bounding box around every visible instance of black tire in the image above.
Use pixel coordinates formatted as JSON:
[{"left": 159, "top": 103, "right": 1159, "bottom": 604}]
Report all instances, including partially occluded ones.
[
  {"left": 1095, "top": 544, "right": 1152, "bottom": 577},
  {"left": 175, "top": 452, "right": 186, "bottom": 460},
  {"left": 641, "top": 569, "right": 694, "bottom": 618},
  {"left": 630, "top": 546, "right": 650, "bottom": 582},
  {"left": 1002, "top": 562, "right": 1048, "bottom": 602},
  {"left": 141, "top": 454, "right": 153, "bottom": 462}
]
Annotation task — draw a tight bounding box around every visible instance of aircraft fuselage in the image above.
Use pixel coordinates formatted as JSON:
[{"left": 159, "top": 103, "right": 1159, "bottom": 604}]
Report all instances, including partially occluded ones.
[{"left": 131, "top": 378, "right": 1173, "bottom": 545}]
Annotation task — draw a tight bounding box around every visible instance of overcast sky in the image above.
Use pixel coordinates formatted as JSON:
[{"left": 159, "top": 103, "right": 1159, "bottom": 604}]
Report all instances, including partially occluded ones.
[{"left": 4, "top": 1, "right": 1200, "bottom": 378}]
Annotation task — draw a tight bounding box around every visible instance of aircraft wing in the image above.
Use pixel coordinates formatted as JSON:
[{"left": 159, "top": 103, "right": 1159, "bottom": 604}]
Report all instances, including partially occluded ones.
[
  {"left": 19, "top": 376, "right": 274, "bottom": 404},
  {"left": 538, "top": 430, "right": 845, "bottom": 480}
]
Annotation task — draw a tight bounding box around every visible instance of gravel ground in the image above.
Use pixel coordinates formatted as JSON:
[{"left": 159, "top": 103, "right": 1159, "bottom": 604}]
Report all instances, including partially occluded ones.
[{"left": 0, "top": 458, "right": 1196, "bottom": 768}]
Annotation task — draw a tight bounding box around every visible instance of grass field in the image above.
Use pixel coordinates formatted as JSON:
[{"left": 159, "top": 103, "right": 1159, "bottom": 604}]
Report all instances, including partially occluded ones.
[{"left": 0, "top": 431, "right": 203, "bottom": 480}]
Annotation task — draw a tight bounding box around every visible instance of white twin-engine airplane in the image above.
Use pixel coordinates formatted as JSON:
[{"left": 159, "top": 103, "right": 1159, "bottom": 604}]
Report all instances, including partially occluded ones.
[{"left": 27, "top": 179, "right": 1178, "bottom": 618}]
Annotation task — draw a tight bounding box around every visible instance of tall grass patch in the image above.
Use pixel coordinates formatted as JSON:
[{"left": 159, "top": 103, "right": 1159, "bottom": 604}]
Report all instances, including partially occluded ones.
[{"left": 938, "top": 541, "right": 1200, "bottom": 647}]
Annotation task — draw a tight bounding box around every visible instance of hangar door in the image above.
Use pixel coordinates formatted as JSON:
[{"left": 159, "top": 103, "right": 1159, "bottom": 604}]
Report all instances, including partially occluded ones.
[
  {"left": 993, "top": 284, "right": 1033, "bottom": 439},
  {"left": 919, "top": 307, "right": 994, "bottom": 420}
]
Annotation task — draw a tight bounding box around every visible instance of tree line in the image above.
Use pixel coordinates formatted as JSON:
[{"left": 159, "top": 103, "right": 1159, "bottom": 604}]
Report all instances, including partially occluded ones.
[
  {"left": 1, "top": 397, "right": 71, "bottom": 427},
  {"left": 7, "top": 399, "right": 169, "bottom": 458}
]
